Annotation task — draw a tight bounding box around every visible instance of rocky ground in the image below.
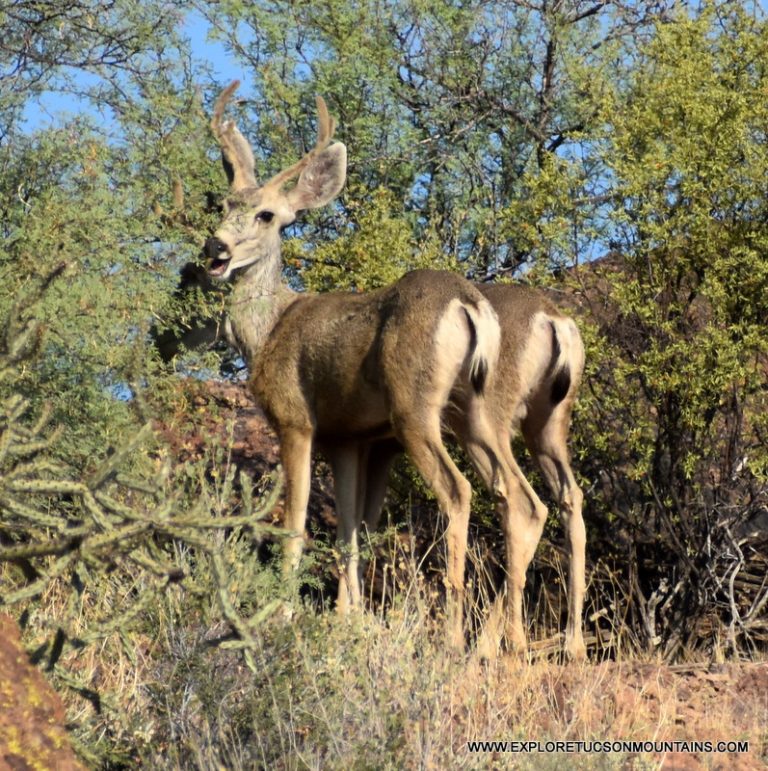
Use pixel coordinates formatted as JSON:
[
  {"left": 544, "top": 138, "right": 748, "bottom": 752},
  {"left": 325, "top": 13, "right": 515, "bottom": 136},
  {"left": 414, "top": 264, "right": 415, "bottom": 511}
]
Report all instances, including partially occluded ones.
[
  {"left": 516, "top": 658, "right": 768, "bottom": 769},
  {"left": 176, "top": 380, "right": 768, "bottom": 768}
]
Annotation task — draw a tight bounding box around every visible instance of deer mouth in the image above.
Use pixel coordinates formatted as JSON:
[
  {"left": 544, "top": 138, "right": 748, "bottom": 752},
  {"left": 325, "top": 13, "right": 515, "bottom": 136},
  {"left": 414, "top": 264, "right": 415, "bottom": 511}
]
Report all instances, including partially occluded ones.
[
  {"left": 204, "top": 237, "right": 232, "bottom": 278},
  {"left": 208, "top": 256, "right": 231, "bottom": 278}
]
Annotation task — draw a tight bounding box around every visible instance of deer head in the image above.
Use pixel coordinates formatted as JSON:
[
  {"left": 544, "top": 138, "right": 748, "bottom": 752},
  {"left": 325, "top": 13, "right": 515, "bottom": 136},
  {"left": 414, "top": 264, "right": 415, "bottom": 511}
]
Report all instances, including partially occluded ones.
[{"left": 205, "top": 81, "right": 347, "bottom": 280}]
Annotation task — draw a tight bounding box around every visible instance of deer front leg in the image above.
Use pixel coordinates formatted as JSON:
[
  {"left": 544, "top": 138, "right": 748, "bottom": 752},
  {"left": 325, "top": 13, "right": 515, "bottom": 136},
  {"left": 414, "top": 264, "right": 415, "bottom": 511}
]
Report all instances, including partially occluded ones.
[
  {"left": 361, "top": 439, "right": 400, "bottom": 533},
  {"left": 356, "top": 439, "right": 399, "bottom": 602},
  {"left": 326, "top": 442, "right": 366, "bottom": 614},
  {"left": 324, "top": 439, "right": 399, "bottom": 614},
  {"left": 280, "top": 428, "right": 314, "bottom": 577}
]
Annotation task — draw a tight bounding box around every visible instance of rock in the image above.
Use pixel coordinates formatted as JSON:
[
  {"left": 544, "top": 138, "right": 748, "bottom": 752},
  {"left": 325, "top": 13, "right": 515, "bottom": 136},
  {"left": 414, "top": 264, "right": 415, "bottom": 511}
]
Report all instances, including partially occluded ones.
[{"left": 0, "top": 614, "right": 84, "bottom": 771}]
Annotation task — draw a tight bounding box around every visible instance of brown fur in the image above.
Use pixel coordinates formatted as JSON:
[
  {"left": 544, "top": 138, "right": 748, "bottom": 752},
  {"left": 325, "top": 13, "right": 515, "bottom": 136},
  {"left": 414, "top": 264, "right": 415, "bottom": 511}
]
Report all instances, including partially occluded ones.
[
  {"left": 353, "top": 283, "right": 587, "bottom": 660},
  {"left": 472, "top": 284, "right": 586, "bottom": 659}
]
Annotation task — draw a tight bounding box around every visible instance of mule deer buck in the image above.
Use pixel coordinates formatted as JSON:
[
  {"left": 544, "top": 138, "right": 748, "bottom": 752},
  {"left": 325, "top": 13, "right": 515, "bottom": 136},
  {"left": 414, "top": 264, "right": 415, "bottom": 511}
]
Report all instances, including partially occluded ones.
[
  {"left": 186, "top": 81, "right": 586, "bottom": 658},
  {"left": 205, "top": 81, "right": 503, "bottom": 648}
]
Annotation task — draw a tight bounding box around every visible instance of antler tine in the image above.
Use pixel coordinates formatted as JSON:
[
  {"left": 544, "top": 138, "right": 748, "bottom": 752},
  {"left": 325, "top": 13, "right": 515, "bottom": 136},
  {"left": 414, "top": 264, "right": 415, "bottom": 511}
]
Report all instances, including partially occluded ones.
[
  {"left": 263, "top": 95, "right": 338, "bottom": 191},
  {"left": 211, "top": 80, "right": 241, "bottom": 139},
  {"left": 211, "top": 80, "right": 257, "bottom": 192},
  {"left": 314, "top": 96, "right": 336, "bottom": 147}
]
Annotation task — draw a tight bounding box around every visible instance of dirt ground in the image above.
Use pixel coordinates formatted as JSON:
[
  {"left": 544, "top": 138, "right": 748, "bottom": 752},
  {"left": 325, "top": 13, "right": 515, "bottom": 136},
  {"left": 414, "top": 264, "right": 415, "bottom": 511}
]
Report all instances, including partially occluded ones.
[
  {"left": 184, "top": 382, "right": 768, "bottom": 769},
  {"left": 0, "top": 613, "right": 84, "bottom": 771},
  {"left": 1, "top": 624, "right": 765, "bottom": 771}
]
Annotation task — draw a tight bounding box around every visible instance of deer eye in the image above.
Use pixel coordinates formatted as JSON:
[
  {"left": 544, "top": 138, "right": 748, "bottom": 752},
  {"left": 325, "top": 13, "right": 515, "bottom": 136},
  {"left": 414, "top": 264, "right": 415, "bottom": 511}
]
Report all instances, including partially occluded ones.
[{"left": 256, "top": 210, "right": 274, "bottom": 224}]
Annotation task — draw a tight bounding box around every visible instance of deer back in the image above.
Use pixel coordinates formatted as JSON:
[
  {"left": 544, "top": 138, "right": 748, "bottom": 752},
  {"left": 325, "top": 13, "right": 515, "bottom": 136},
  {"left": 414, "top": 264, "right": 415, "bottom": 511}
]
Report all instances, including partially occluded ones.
[
  {"left": 251, "top": 269, "right": 499, "bottom": 445},
  {"left": 206, "top": 83, "right": 500, "bottom": 448}
]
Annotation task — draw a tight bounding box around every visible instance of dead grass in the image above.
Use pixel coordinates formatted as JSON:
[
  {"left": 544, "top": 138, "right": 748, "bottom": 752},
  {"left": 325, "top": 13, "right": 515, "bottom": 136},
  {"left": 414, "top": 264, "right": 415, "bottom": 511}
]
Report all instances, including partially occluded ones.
[
  {"left": 9, "top": 552, "right": 763, "bottom": 770},
  {"left": 4, "top": 483, "right": 767, "bottom": 769}
]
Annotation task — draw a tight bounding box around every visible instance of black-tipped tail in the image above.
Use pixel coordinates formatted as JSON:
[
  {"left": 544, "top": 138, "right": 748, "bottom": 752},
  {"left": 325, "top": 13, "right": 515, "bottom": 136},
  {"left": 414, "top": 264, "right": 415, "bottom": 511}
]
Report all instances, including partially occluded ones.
[
  {"left": 549, "top": 319, "right": 572, "bottom": 405},
  {"left": 471, "top": 358, "right": 489, "bottom": 394},
  {"left": 551, "top": 366, "right": 571, "bottom": 405},
  {"left": 462, "top": 302, "right": 499, "bottom": 395}
]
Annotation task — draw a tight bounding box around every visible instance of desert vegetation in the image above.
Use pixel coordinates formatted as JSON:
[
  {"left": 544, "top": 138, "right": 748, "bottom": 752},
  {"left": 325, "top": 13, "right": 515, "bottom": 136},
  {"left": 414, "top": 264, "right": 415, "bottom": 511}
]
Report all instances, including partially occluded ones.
[{"left": 1, "top": 1, "right": 767, "bottom": 767}]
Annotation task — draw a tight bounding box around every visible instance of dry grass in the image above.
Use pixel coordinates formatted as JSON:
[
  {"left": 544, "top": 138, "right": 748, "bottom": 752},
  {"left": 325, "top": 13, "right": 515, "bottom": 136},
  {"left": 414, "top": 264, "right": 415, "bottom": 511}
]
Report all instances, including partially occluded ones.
[
  {"left": 6, "top": 526, "right": 765, "bottom": 770},
  {"left": 0, "top": 406, "right": 761, "bottom": 769}
]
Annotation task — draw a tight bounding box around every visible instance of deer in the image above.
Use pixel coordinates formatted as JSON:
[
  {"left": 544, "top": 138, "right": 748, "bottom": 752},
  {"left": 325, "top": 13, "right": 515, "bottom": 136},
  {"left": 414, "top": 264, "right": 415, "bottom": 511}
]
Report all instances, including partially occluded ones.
[
  {"left": 345, "top": 285, "right": 586, "bottom": 660},
  {"left": 205, "top": 81, "right": 503, "bottom": 649},
  {"left": 475, "top": 284, "right": 586, "bottom": 660},
  {"left": 180, "top": 81, "right": 587, "bottom": 659}
]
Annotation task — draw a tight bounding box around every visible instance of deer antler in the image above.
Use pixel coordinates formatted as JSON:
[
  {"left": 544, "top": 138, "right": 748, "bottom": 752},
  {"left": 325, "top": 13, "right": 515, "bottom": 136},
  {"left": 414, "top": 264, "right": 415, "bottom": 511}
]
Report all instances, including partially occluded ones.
[
  {"left": 262, "top": 96, "right": 337, "bottom": 192},
  {"left": 211, "top": 81, "right": 258, "bottom": 192}
]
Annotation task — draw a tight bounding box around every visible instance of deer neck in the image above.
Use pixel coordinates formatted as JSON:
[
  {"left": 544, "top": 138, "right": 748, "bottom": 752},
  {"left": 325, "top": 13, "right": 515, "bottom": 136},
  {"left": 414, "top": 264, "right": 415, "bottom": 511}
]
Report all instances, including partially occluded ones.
[{"left": 227, "top": 254, "right": 296, "bottom": 364}]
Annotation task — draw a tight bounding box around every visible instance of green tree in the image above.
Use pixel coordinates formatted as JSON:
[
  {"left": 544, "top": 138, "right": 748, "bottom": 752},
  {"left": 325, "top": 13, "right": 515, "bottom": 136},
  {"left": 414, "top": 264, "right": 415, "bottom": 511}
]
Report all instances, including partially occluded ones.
[
  {"left": 570, "top": 6, "right": 768, "bottom": 655},
  {"left": 3, "top": 1, "right": 767, "bottom": 699},
  {"left": 196, "top": 0, "right": 670, "bottom": 274},
  {"left": 0, "top": 1, "right": 223, "bottom": 460},
  {"left": 0, "top": 8, "right": 285, "bottom": 762}
]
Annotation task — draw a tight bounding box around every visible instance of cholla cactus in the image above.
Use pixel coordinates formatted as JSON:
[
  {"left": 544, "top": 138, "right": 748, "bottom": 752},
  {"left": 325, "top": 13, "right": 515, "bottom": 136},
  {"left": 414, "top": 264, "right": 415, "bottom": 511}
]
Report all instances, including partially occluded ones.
[{"left": 0, "top": 268, "right": 282, "bottom": 667}]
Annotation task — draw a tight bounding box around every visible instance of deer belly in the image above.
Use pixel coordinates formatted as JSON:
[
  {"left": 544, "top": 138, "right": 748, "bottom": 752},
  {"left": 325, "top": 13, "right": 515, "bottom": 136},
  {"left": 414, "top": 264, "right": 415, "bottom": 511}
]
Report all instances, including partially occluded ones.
[{"left": 313, "top": 386, "right": 392, "bottom": 442}]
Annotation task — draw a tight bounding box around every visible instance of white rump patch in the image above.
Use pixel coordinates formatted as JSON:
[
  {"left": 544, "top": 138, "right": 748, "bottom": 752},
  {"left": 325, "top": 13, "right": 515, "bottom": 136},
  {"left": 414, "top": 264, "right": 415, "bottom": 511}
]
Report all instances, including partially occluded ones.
[
  {"left": 513, "top": 311, "right": 556, "bottom": 422},
  {"left": 433, "top": 299, "right": 474, "bottom": 402}
]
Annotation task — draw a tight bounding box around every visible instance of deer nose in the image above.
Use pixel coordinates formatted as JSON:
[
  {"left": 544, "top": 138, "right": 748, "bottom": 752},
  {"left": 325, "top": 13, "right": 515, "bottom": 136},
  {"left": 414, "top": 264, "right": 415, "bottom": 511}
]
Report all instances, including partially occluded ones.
[{"left": 204, "top": 237, "right": 229, "bottom": 261}]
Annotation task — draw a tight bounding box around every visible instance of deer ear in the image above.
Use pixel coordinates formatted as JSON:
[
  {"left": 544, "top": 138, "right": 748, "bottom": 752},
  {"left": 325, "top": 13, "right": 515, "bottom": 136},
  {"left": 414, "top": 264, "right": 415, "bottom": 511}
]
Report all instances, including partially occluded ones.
[{"left": 286, "top": 143, "right": 346, "bottom": 211}]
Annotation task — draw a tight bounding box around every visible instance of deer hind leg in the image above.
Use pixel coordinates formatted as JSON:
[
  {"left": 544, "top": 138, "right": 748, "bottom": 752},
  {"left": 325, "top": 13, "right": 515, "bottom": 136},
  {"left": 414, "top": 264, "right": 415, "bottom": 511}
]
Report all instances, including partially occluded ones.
[
  {"left": 497, "top": 463, "right": 549, "bottom": 655},
  {"left": 382, "top": 291, "right": 498, "bottom": 651},
  {"left": 280, "top": 427, "right": 314, "bottom": 577},
  {"left": 522, "top": 394, "right": 586, "bottom": 661},
  {"left": 395, "top": 412, "right": 472, "bottom": 651},
  {"left": 450, "top": 401, "right": 548, "bottom": 658}
]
